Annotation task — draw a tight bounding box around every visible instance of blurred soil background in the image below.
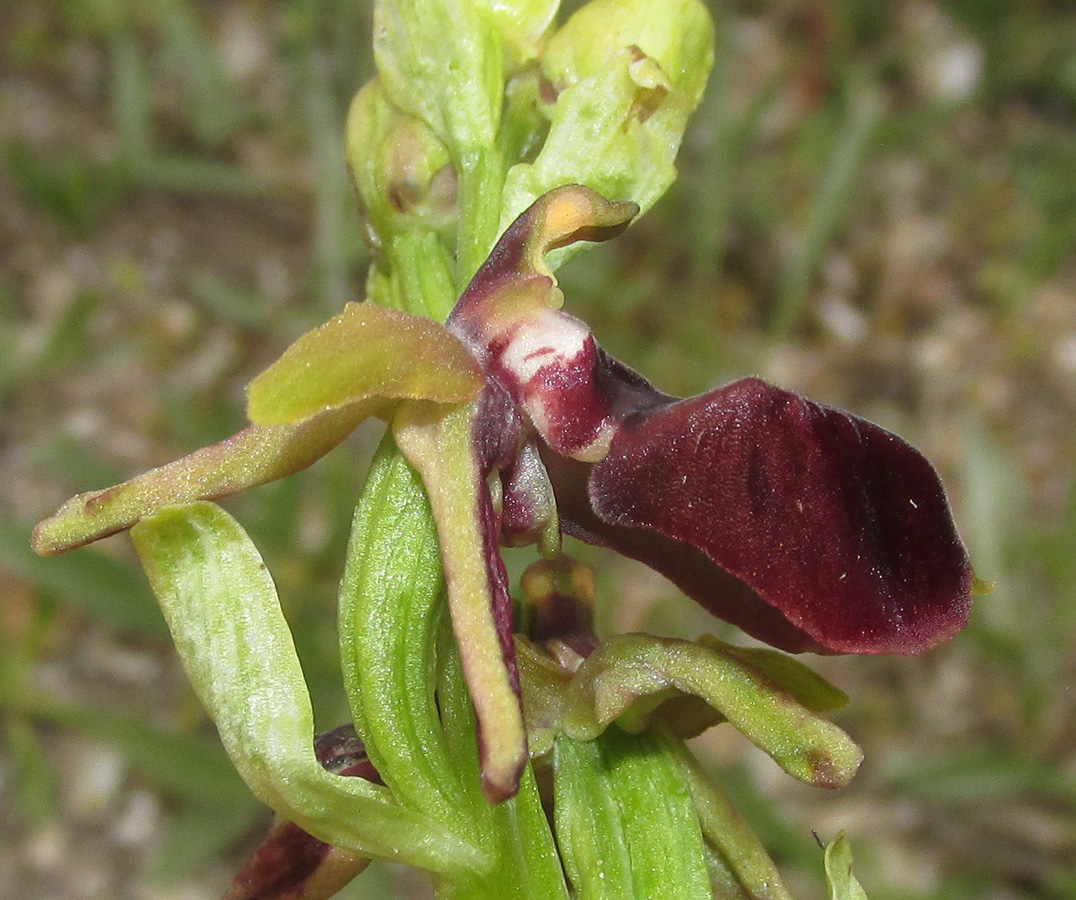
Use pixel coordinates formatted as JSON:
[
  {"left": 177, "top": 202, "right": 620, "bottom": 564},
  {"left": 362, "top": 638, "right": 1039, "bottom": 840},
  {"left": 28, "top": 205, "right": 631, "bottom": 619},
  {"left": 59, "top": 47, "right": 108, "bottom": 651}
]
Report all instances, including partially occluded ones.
[{"left": 2, "top": 0, "right": 1076, "bottom": 898}]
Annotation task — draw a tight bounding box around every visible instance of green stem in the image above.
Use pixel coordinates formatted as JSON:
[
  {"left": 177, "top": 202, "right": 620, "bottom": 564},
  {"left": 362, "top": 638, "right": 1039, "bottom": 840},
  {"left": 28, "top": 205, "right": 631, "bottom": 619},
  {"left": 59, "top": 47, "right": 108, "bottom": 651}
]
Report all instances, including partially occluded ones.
[{"left": 456, "top": 148, "right": 507, "bottom": 286}]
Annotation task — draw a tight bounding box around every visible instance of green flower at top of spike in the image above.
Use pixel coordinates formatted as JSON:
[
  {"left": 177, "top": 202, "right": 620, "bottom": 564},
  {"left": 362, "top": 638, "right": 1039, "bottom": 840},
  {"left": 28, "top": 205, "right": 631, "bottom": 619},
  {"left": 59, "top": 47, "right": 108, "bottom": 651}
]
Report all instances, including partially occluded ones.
[{"left": 34, "top": 185, "right": 972, "bottom": 805}]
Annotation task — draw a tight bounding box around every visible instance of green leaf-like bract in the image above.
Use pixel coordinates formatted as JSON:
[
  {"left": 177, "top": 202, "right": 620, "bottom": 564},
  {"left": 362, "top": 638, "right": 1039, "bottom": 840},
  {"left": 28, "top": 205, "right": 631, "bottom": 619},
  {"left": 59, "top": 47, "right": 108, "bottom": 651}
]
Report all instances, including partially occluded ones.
[{"left": 131, "top": 502, "right": 485, "bottom": 877}]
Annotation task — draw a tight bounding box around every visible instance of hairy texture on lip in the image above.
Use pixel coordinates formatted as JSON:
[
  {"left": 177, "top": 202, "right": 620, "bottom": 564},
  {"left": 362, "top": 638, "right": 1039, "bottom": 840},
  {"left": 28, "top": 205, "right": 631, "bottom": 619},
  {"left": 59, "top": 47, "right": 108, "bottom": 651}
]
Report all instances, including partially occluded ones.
[
  {"left": 540, "top": 447, "right": 824, "bottom": 653},
  {"left": 588, "top": 378, "right": 973, "bottom": 654}
]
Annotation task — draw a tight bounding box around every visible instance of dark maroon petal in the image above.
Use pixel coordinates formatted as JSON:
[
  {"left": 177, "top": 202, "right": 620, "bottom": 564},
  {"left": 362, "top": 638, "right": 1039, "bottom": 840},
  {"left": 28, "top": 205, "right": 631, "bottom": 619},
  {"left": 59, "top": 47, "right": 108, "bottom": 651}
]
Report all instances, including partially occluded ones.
[
  {"left": 580, "top": 377, "right": 972, "bottom": 654},
  {"left": 541, "top": 447, "right": 824, "bottom": 653}
]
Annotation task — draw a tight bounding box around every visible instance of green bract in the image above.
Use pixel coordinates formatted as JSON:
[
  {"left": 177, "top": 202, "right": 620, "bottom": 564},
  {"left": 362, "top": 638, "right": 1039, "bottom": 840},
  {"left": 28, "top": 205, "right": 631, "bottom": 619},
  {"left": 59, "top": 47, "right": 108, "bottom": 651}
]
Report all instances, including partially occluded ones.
[{"left": 131, "top": 502, "right": 486, "bottom": 877}]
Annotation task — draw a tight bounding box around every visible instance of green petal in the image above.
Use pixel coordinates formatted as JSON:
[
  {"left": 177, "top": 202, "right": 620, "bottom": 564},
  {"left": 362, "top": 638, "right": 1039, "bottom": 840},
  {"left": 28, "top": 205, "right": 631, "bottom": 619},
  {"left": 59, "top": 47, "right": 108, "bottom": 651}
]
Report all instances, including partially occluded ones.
[
  {"left": 247, "top": 302, "right": 483, "bottom": 426},
  {"left": 562, "top": 634, "right": 863, "bottom": 789},
  {"left": 394, "top": 400, "right": 528, "bottom": 803},
  {"left": 32, "top": 410, "right": 366, "bottom": 556},
  {"left": 131, "top": 502, "right": 485, "bottom": 876}
]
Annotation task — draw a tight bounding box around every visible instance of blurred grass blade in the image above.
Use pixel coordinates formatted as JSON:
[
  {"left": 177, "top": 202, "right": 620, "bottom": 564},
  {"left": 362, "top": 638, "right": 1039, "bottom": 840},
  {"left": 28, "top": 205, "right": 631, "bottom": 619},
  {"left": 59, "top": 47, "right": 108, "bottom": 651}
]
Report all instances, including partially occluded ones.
[
  {"left": 2, "top": 692, "right": 255, "bottom": 807},
  {"left": 0, "top": 518, "right": 165, "bottom": 634},
  {"left": 3, "top": 717, "right": 57, "bottom": 824},
  {"left": 152, "top": 801, "right": 265, "bottom": 884},
  {"left": 149, "top": 0, "right": 241, "bottom": 145},
  {"left": 771, "top": 87, "right": 882, "bottom": 337}
]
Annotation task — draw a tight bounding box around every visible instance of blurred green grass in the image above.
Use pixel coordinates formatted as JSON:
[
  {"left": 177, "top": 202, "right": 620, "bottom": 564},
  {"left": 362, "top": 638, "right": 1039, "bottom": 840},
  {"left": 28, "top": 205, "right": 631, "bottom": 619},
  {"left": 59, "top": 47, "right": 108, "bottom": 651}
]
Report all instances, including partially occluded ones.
[{"left": 2, "top": 0, "right": 1075, "bottom": 897}]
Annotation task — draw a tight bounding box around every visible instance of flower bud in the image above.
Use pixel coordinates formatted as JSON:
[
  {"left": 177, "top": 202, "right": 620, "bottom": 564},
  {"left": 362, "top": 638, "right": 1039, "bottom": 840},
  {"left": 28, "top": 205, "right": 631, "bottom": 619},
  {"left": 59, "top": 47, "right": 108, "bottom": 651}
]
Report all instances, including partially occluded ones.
[
  {"left": 499, "top": 0, "right": 714, "bottom": 241},
  {"left": 541, "top": 0, "right": 712, "bottom": 103},
  {"left": 373, "top": 0, "right": 504, "bottom": 157},
  {"left": 476, "top": 0, "right": 560, "bottom": 72},
  {"left": 346, "top": 79, "right": 457, "bottom": 251}
]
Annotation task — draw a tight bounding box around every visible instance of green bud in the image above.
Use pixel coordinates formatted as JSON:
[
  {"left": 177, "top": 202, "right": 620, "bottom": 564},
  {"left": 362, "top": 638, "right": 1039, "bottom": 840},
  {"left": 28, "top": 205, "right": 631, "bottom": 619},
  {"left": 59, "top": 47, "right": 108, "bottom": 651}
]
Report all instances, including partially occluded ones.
[
  {"left": 373, "top": 0, "right": 505, "bottom": 160},
  {"left": 541, "top": 0, "right": 712, "bottom": 104},
  {"left": 499, "top": 0, "right": 713, "bottom": 236},
  {"left": 346, "top": 79, "right": 457, "bottom": 251},
  {"left": 476, "top": 0, "right": 560, "bottom": 71}
]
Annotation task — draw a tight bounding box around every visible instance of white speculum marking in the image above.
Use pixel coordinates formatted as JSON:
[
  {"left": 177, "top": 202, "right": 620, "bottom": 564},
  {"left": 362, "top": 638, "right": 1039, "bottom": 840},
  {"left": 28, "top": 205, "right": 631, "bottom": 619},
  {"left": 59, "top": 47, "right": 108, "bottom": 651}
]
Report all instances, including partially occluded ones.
[{"left": 501, "top": 314, "right": 591, "bottom": 386}]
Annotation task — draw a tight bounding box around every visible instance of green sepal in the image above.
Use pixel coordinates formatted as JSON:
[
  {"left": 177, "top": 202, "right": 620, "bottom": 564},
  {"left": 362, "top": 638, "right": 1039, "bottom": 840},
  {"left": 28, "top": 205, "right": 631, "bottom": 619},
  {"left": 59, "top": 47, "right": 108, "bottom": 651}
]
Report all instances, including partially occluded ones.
[
  {"left": 824, "top": 832, "right": 870, "bottom": 900},
  {"left": 562, "top": 633, "right": 863, "bottom": 788},
  {"left": 246, "top": 302, "right": 484, "bottom": 427},
  {"left": 553, "top": 728, "right": 711, "bottom": 900},
  {"left": 32, "top": 410, "right": 366, "bottom": 556},
  {"left": 130, "top": 502, "right": 486, "bottom": 877}
]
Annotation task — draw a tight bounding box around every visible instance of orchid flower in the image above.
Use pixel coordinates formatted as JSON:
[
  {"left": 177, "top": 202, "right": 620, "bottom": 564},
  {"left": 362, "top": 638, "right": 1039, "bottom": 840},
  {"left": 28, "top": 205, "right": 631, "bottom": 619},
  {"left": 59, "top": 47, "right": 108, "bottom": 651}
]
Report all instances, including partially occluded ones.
[{"left": 33, "top": 183, "right": 973, "bottom": 804}]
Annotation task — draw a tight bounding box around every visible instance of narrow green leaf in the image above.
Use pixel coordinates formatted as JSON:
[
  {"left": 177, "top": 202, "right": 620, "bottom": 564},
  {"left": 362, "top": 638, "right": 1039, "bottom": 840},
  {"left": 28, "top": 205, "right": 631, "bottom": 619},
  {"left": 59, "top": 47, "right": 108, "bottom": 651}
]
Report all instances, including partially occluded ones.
[
  {"left": 553, "top": 729, "right": 712, "bottom": 900},
  {"left": 553, "top": 735, "right": 635, "bottom": 900},
  {"left": 131, "top": 502, "right": 486, "bottom": 876},
  {"left": 339, "top": 433, "right": 477, "bottom": 832},
  {"left": 598, "top": 727, "right": 712, "bottom": 900},
  {"left": 661, "top": 733, "right": 795, "bottom": 900}
]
